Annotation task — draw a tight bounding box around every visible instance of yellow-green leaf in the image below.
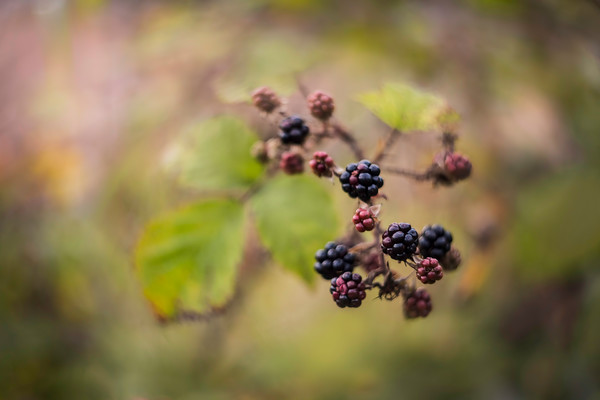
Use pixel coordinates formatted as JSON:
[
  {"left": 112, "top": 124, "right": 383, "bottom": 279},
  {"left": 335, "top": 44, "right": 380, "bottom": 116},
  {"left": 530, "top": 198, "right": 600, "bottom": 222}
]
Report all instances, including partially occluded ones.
[
  {"left": 357, "top": 82, "right": 454, "bottom": 132},
  {"left": 135, "top": 199, "right": 245, "bottom": 318}
]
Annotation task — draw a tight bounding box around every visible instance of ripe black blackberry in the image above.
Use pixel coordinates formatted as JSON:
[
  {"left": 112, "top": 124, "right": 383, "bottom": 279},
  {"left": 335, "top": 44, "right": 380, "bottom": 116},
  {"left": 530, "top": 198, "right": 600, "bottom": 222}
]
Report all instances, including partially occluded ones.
[
  {"left": 339, "top": 160, "right": 384, "bottom": 202},
  {"left": 330, "top": 272, "right": 367, "bottom": 308},
  {"left": 279, "top": 116, "right": 310, "bottom": 145},
  {"left": 416, "top": 257, "right": 444, "bottom": 284},
  {"left": 403, "top": 288, "right": 432, "bottom": 319},
  {"left": 418, "top": 224, "right": 453, "bottom": 260},
  {"left": 381, "top": 223, "right": 419, "bottom": 262},
  {"left": 314, "top": 242, "right": 356, "bottom": 280}
]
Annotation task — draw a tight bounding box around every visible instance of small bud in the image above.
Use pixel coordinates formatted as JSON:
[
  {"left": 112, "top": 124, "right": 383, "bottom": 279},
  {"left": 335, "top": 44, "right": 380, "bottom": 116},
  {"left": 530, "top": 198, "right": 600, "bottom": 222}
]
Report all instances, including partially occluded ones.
[{"left": 251, "top": 141, "right": 269, "bottom": 163}]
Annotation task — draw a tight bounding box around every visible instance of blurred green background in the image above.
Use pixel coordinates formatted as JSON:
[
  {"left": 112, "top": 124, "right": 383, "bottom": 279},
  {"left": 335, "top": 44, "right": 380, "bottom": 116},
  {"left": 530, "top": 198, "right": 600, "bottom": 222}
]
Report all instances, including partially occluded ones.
[{"left": 1, "top": 0, "right": 600, "bottom": 399}]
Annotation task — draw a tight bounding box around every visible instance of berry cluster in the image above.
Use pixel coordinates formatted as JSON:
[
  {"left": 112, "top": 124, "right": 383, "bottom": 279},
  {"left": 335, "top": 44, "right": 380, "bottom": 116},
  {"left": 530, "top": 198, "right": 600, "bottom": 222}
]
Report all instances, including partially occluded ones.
[
  {"left": 248, "top": 86, "right": 471, "bottom": 321},
  {"left": 279, "top": 151, "right": 304, "bottom": 175},
  {"left": 309, "top": 151, "right": 334, "bottom": 177},
  {"left": 416, "top": 257, "right": 443, "bottom": 284},
  {"left": 314, "top": 242, "right": 356, "bottom": 280},
  {"left": 403, "top": 288, "right": 432, "bottom": 319},
  {"left": 339, "top": 160, "right": 384, "bottom": 202},
  {"left": 381, "top": 223, "right": 419, "bottom": 262},
  {"left": 330, "top": 272, "right": 367, "bottom": 308},
  {"left": 279, "top": 116, "right": 310, "bottom": 145},
  {"left": 352, "top": 207, "right": 376, "bottom": 232},
  {"left": 418, "top": 225, "right": 453, "bottom": 260}
]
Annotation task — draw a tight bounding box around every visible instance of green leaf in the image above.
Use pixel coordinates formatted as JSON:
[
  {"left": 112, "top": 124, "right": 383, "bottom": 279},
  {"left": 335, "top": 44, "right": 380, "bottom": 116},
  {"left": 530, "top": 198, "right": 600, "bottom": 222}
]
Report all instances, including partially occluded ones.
[
  {"left": 512, "top": 167, "right": 600, "bottom": 280},
  {"left": 135, "top": 199, "right": 245, "bottom": 318},
  {"left": 172, "top": 116, "right": 265, "bottom": 191},
  {"left": 251, "top": 175, "right": 339, "bottom": 283},
  {"left": 357, "top": 82, "right": 454, "bottom": 132}
]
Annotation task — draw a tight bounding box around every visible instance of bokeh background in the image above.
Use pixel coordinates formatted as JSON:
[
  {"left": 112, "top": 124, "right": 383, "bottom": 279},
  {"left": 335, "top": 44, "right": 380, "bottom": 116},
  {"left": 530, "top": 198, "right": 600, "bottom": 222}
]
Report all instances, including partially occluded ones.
[{"left": 2, "top": 0, "right": 600, "bottom": 399}]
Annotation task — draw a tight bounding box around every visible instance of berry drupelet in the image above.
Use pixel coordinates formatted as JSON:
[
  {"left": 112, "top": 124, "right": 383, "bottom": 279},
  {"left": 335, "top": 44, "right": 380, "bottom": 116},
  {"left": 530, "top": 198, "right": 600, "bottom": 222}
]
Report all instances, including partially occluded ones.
[
  {"left": 381, "top": 223, "right": 419, "bottom": 262},
  {"left": 418, "top": 224, "right": 453, "bottom": 260},
  {"left": 309, "top": 151, "right": 335, "bottom": 178},
  {"left": 416, "top": 257, "right": 444, "bottom": 284},
  {"left": 339, "top": 160, "right": 384, "bottom": 202},
  {"left": 330, "top": 272, "right": 367, "bottom": 308},
  {"left": 443, "top": 152, "right": 472, "bottom": 181},
  {"left": 279, "top": 116, "right": 310, "bottom": 145},
  {"left": 352, "top": 207, "right": 376, "bottom": 232},
  {"left": 403, "top": 288, "right": 432, "bottom": 319},
  {"left": 314, "top": 242, "right": 356, "bottom": 280}
]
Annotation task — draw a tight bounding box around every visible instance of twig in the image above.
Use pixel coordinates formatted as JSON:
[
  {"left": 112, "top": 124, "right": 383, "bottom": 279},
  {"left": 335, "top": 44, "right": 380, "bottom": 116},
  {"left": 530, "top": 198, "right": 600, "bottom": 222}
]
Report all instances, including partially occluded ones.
[
  {"left": 373, "top": 128, "right": 401, "bottom": 164},
  {"left": 330, "top": 122, "right": 365, "bottom": 159},
  {"left": 384, "top": 166, "right": 432, "bottom": 182}
]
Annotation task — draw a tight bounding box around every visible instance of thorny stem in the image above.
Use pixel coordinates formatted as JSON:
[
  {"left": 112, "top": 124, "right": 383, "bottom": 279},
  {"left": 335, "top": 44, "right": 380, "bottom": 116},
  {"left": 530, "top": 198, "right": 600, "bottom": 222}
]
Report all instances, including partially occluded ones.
[
  {"left": 384, "top": 166, "right": 433, "bottom": 181},
  {"left": 330, "top": 122, "right": 365, "bottom": 159},
  {"left": 373, "top": 128, "right": 400, "bottom": 164}
]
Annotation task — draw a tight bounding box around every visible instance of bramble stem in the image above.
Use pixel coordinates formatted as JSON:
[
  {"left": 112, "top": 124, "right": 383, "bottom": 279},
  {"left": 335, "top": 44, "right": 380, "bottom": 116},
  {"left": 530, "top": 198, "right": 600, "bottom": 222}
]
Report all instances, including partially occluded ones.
[
  {"left": 330, "top": 122, "right": 365, "bottom": 160},
  {"left": 373, "top": 128, "right": 400, "bottom": 164},
  {"left": 384, "top": 166, "right": 432, "bottom": 181}
]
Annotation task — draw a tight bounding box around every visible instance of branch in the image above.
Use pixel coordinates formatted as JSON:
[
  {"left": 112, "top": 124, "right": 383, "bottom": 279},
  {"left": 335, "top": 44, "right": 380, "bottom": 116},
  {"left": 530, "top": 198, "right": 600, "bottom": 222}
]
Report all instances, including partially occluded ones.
[
  {"left": 373, "top": 128, "right": 401, "bottom": 164},
  {"left": 384, "top": 166, "right": 432, "bottom": 182},
  {"left": 330, "top": 122, "right": 365, "bottom": 159}
]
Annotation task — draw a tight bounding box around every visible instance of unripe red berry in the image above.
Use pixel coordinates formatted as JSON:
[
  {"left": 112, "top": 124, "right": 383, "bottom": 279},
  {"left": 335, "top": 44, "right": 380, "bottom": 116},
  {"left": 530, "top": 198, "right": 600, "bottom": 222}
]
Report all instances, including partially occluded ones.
[
  {"left": 251, "top": 86, "right": 281, "bottom": 113},
  {"left": 403, "top": 288, "right": 432, "bottom": 319},
  {"left": 307, "top": 91, "right": 335, "bottom": 120},
  {"left": 352, "top": 207, "right": 376, "bottom": 232},
  {"left": 309, "top": 151, "right": 335, "bottom": 178},
  {"left": 279, "top": 151, "right": 304, "bottom": 175},
  {"left": 416, "top": 257, "right": 444, "bottom": 284},
  {"left": 444, "top": 152, "right": 472, "bottom": 180}
]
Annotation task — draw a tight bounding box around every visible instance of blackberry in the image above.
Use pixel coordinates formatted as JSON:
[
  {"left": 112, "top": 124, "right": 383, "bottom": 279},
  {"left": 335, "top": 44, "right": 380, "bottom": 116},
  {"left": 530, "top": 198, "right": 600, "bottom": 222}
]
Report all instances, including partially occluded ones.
[
  {"left": 314, "top": 242, "right": 356, "bottom": 280},
  {"left": 381, "top": 223, "right": 419, "bottom": 262},
  {"left": 443, "top": 152, "right": 472, "bottom": 181},
  {"left": 251, "top": 86, "right": 281, "bottom": 113},
  {"left": 309, "top": 151, "right": 334, "bottom": 178},
  {"left": 279, "top": 116, "right": 310, "bottom": 145},
  {"left": 440, "top": 246, "right": 461, "bottom": 271},
  {"left": 279, "top": 151, "right": 304, "bottom": 174},
  {"left": 339, "top": 160, "right": 384, "bottom": 202},
  {"left": 307, "top": 91, "right": 335, "bottom": 120},
  {"left": 330, "top": 272, "right": 367, "bottom": 308},
  {"left": 416, "top": 257, "right": 444, "bottom": 284},
  {"left": 418, "top": 225, "right": 453, "bottom": 260},
  {"left": 352, "top": 207, "right": 375, "bottom": 232},
  {"left": 403, "top": 288, "right": 432, "bottom": 319}
]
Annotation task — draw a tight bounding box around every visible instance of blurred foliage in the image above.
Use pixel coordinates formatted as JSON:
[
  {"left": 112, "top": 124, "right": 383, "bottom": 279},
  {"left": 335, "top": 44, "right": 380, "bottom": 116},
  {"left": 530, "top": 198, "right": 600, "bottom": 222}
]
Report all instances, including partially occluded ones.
[{"left": 1, "top": 0, "right": 600, "bottom": 399}]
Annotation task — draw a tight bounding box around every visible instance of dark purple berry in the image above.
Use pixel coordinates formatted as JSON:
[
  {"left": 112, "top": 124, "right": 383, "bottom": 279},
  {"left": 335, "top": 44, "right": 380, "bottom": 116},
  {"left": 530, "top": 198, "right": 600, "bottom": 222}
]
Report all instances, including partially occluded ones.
[
  {"left": 381, "top": 223, "right": 419, "bottom": 262},
  {"left": 314, "top": 242, "right": 356, "bottom": 280},
  {"left": 279, "top": 151, "right": 304, "bottom": 174},
  {"left": 279, "top": 116, "right": 310, "bottom": 145},
  {"left": 330, "top": 271, "right": 367, "bottom": 308},
  {"left": 418, "top": 224, "right": 453, "bottom": 260},
  {"left": 338, "top": 160, "right": 383, "bottom": 202}
]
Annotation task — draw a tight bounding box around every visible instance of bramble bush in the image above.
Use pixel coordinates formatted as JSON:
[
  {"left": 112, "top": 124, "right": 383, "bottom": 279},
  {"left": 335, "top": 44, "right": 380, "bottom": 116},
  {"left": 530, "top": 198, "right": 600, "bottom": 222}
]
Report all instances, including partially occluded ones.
[{"left": 135, "top": 82, "right": 472, "bottom": 321}]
